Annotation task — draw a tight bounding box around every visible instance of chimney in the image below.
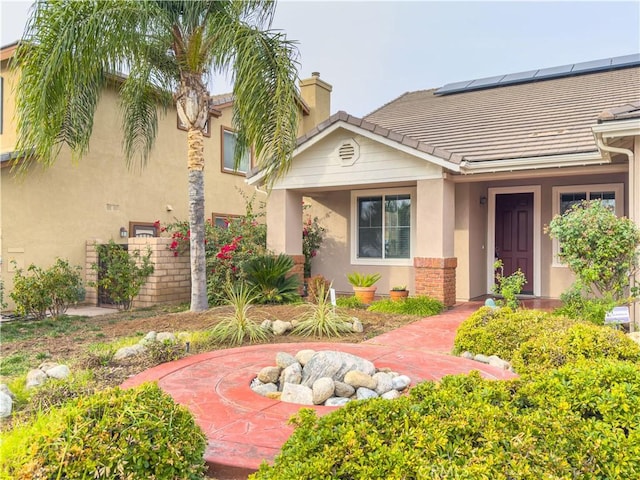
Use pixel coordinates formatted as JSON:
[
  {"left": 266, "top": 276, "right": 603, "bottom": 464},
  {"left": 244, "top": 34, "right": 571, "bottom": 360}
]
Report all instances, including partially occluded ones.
[{"left": 299, "top": 72, "right": 332, "bottom": 135}]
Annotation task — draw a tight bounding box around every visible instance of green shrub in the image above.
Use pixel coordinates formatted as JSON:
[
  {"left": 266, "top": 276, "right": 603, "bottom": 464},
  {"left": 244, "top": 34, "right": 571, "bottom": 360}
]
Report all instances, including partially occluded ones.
[
  {"left": 492, "top": 259, "right": 526, "bottom": 309},
  {"left": 244, "top": 254, "right": 301, "bottom": 304},
  {"left": 252, "top": 362, "right": 640, "bottom": 479},
  {"left": 91, "top": 241, "right": 154, "bottom": 311},
  {"left": 10, "top": 258, "right": 85, "bottom": 319},
  {"left": 453, "top": 307, "right": 570, "bottom": 360},
  {"left": 512, "top": 321, "right": 640, "bottom": 374},
  {"left": 554, "top": 282, "right": 616, "bottom": 325},
  {"left": 1, "top": 383, "right": 206, "bottom": 480},
  {"left": 367, "top": 296, "right": 443, "bottom": 316},
  {"left": 335, "top": 295, "right": 364, "bottom": 309},
  {"left": 346, "top": 272, "right": 381, "bottom": 287},
  {"left": 546, "top": 199, "right": 640, "bottom": 300}
]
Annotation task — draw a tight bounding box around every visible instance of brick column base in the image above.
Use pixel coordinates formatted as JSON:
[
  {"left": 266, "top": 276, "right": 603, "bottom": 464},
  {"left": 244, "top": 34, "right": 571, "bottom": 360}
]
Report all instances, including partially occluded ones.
[
  {"left": 414, "top": 257, "right": 457, "bottom": 307},
  {"left": 288, "top": 255, "right": 305, "bottom": 295}
]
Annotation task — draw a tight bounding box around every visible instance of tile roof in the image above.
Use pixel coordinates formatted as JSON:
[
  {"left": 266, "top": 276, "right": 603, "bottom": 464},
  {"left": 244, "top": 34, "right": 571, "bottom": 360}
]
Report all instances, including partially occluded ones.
[
  {"left": 361, "top": 66, "right": 640, "bottom": 164},
  {"left": 598, "top": 100, "right": 640, "bottom": 121}
]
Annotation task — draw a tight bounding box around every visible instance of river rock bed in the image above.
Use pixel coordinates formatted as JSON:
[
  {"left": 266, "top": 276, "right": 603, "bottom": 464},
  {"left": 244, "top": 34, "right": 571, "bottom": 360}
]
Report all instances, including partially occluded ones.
[{"left": 250, "top": 350, "right": 411, "bottom": 406}]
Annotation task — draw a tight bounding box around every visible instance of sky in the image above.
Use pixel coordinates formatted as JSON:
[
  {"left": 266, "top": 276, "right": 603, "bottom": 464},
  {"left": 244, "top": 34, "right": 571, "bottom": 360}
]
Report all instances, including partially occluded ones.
[{"left": 2, "top": 1, "right": 639, "bottom": 117}]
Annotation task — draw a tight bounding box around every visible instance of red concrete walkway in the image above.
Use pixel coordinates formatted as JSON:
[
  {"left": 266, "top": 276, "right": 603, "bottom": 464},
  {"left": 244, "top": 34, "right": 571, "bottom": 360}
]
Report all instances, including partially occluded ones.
[{"left": 122, "top": 301, "right": 517, "bottom": 479}]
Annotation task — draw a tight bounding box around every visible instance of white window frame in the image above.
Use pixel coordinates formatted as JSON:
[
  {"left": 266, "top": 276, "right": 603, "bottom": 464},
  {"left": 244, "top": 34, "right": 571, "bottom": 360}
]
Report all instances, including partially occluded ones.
[
  {"left": 221, "top": 127, "right": 251, "bottom": 175},
  {"left": 350, "top": 187, "right": 415, "bottom": 266},
  {"left": 551, "top": 183, "right": 624, "bottom": 267}
]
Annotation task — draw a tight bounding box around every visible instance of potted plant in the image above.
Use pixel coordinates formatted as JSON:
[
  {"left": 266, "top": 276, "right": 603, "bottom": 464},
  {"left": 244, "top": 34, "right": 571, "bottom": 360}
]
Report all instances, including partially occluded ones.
[
  {"left": 389, "top": 285, "right": 409, "bottom": 301},
  {"left": 347, "top": 272, "right": 381, "bottom": 304}
]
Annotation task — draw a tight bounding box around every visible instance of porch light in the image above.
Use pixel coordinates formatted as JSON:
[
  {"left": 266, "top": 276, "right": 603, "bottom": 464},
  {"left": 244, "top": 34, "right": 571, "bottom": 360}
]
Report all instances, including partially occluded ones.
[
  {"left": 480, "top": 196, "right": 487, "bottom": 205},
  {"left": 119, "top": 227, "right": 128, "bottom": 238}
]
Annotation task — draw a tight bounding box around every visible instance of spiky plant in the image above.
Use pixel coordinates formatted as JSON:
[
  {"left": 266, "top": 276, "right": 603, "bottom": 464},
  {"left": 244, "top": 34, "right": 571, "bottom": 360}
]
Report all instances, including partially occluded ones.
[
  {"left": 244, "top": 254, "right": 300, "bottom": 304},
  {"left": 293, "top": 282, "right": 353, "bottom": 338},
  {"left": 210, "top": 283, "right": 269, "bottom": 346}
]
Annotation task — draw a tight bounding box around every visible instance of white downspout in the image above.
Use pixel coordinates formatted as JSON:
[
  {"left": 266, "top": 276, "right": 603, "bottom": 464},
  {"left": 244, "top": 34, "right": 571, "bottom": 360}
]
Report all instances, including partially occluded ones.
[{"left": 595, "top": 133, "right": 636, "bottom": 332}]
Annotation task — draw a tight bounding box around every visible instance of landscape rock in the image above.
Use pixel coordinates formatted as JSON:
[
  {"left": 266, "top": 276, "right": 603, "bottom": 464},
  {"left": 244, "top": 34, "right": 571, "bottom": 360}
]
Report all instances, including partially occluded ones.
[
  {"left": 391, "top": 375, "right": 411, "bottom": 391},
  {"left": 281, "top": 383, "right": 314, "bottom": 405},
  {"left": 302, "top": 351, "right": 376, "bottom": 386},
  {"left": 141, "top": 331, "right": 157, "bottom": 344},
  {"left": 324, "top": 397, "right": 350, "bottom": 407},
  {"left": 113, "top": 343, "right": 146, "bottom": 361},
  {"left": 279, "top": 362, "right": 302, "bottom": 388},
  {"left": 381, "top": 389, "right": 401, "bottom": 400},
  {"left": 266, "top": 391, "right": 282, "bottom": 400},
  {"left": 0, "top": 384, "right": 14, "bottom": 399},
  {"left": 356, "top": 387, "right": 378, "bottom": 400},
  {"left": 260, "top": 320, "right": 273, "bottom": 332},
  {"left": 156, "top": 332, "right": 176, "bottom": 343},
  {"left": 344, "top": 370, "right": 377, "bottom": 390},
  {"left": 251, "top": 382, "right": 278, "bottom": 396},
  {"left": 461, "top": 351, "right": 474, "bottom": 359},
  {"left": 373, "top": 372, "right": 394, "bottom": 395},
  {"left": 488, "top": 355, "right": 511, "bottom": 370},
  {"left": 473, "top": 354, "right": 491, "bottom": 364},
  {"left": 312, "top": 377, "right": 335, "bottom": 405},
  {"left": 351, "top": 318, "right": 364, "bottom": 333},
  {"left": 38, "top": 361, "right": 59, "bottom": 371},
  {"left": 295, "top": 349, "right": 316, "bottom": 366},
  {"left": 257, "top": 366, "right": 281, "bottom": 384},
  {"left": 0, "top": 391, "right": 12, "bottom": 418},
  {"left": 272, "top": 320, "right": 292, "bottom": 336},
  {"left": 26, "top": 369, "right": 48, "bottom": 389},
  {"left": 334, "top": 381, "right": 356, "bottom": 398},
  {"left": 275, "top": 352, "right": 298, "bottom": 368},
  {"left": 45, "top": 364, "right": 71, "bottom": 380}
]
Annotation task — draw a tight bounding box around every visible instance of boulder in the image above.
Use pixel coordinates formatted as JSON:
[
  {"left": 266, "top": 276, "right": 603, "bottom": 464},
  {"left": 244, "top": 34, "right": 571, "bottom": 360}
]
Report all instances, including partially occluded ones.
[
  {"left": 488, "top": 355, "right": 511, "bottom": 370},
  {"left": 391, "top": 375, "right": 411, "bottom": 391},
  {"left": 381, "top": 389, "right": 401, "bottom": 400},
  {"left": 324, "top": 397, "right": 350, "bottom": 407},
  {"left": 373, "top": 372, "right": 394, "bottom": 395},
  {"left": 312, "top": 377, "right": 335, "bottom": 405},
  {"left": 356, "top": 387, "right": 378, "bottom": 400},
  {"left": 113, "top": 343, "right": 146, "bottom": 361},
  {"left": 141, "top": 331, "right": 157, "bottom": 344},
  {"left": 295, "top": 349, "right": 316, "bottom": 366},
  {"left": 0, "top": 391, "right": 12, "bottom": 418},
  {"left": 257, "top": 366, "right": 281, "bottom": 384},
  {"left": 0, "top": 384, "right": 14, "bottom": 399},
  {"left": 344, "top": 370, "right": 377, "bottom": 390},
  {"left": 334, "top": 381, "right": 356, "bottom": 398},
  {"left": 302, "top": 351, "right": 375, "bottom": 386},
  {"left": 156, "top": 332, "right": 176, "bottom": 343},
  {"left": 26, "top": 369, "right": 48, "bottom": 389},
  {"left": 45, "top": 364, "right": 70, "bottom": 380},
  {"left": 281, "top": 383, "right": 314, "bottom": 405},
  {"left": 474, "top": 354, "right": 491, "bottom": 364},
  {"left": 272, "top": 320, "right": 292, "bottom": 336},
  {"left": 279, "top": 362, "right": 302, "bottom": 388},
  {"left": 275, "top": 352, "right": 298, "bottom": 369},
  {"left": 351, "top": 318, "right": 364, "bottom": 333},
  {"left": 251, "top": 382, "right": 278, "bottom": 396},
  {"left": 260, "top": 320, "right": 273, "bottom": 332}
]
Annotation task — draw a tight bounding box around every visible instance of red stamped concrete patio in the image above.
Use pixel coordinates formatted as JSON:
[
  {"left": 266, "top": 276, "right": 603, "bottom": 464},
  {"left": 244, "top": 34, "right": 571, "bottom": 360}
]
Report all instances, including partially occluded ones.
[{"left": 122, "top": 301, "right": 554, "bottom": 479}]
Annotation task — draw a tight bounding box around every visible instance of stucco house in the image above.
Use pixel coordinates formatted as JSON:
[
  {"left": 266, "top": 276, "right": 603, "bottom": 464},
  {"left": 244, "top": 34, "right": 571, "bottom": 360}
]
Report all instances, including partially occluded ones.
[
  {"left": 251, "top": 54, "right": 640, "bottom": 309},
  {"left": 1, "top": 41, "right": 332, "bottom": 308}
]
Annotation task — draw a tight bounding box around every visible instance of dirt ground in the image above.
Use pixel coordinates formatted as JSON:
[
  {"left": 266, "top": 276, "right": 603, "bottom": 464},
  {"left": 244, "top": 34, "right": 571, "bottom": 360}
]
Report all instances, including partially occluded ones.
[{"left": 1, "top": 303, "right": 420, "bottom": 388}]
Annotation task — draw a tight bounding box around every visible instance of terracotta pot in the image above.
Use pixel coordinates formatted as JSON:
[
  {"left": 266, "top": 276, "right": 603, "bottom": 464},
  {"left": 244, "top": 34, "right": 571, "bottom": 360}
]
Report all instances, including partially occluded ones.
[
  {"left": 353, "top": 286, "right": 377, "bottom": 304},
  {"left": 389, "top": 290, "right": 409, "bottom": 301}
]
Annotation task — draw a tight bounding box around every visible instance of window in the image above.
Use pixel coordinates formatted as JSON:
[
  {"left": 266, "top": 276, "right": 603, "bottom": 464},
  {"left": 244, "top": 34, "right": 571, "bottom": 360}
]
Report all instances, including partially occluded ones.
[
  {"left": 552, "top": 183, "right": 624, "bottom": 265},
  {"left": 129, "top": 222, "right": 158, "bottom": 238},
  {"left": 352, "top": 189, "right": 414, "bottom": 265},
  {"left": 221, "top": 127, "right": 251, "bottom": 175},
  {"left": 212, "top": 212, "right": 240, "bottom": 228}
]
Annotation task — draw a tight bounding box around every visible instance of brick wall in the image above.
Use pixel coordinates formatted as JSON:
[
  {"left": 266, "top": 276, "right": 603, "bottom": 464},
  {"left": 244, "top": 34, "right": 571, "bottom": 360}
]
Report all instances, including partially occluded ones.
[
  {"left": 289, "top": 254, "right": 305, "bottom": 294},
  {"left": 414, "top": 257, "right": 457, "bottom": 307},
  {"left": 85, "top": 238, "right": 191, "bottom": 308}
]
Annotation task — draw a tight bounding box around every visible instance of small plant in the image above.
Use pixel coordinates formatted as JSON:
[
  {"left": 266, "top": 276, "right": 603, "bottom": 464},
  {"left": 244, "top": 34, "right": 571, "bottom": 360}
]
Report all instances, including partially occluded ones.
[
  {"left": 391, "top": 285, "right": 407, "bottom": 291},
  {"left": 293, "top": 282, "right": 353, "bottom": 337},
  {"left": 210, "top": 283, "right": 269, "bottom": 346},
  {"left": 244, "top": 254, "right": 301, "bottom": 304},
  {"left": 492, "top": 260, "right": 526, "bottom": 309},
  {"left": 306, "top": 275, "right": 331, "bottom": 304},
  {"left": 335, "top": 295, "right": 364, "bottom": 309},
  {"left": 554, "top": 281, "right": 616, "bottom": 325},
  {"left": 10, "top": 258, "right": 85, "bottom": 319},
  {"left": 368, "top": 296, "right": 443, "bottom": 316},
  {"left": 91, "top": 241, "right": 154, "bottom": 311},
  {"left": 347, "top": 272, "right": 381, "bottom": 287}
]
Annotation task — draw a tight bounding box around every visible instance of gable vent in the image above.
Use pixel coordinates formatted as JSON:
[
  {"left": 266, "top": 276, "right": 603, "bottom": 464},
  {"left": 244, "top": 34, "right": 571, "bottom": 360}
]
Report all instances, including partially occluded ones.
[
  {"left": 339, "top": 143, "right": 355, "bottom": 161},
  {"left": 337, "top": 139, "right": 360, "bottom": 166}
]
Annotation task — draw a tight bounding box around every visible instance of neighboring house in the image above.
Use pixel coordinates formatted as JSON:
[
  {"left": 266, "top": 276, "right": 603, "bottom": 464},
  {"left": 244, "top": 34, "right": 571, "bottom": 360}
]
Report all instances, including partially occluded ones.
[
  {"left": 250, "top": 54, "right": 640, "bottom": 308},
  {"left": 1, "top": 41, "right": 332, "bottom": 309}
]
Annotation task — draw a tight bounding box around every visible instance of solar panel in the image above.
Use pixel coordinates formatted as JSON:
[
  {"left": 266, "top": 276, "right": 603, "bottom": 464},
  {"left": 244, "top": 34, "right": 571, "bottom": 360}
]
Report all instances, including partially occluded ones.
[{"left": 434, "top": 54, "right": 640, "bottom": 95}]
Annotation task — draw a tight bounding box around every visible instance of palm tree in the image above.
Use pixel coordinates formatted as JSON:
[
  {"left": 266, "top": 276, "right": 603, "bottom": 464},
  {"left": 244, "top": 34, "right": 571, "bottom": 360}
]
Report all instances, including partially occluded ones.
[{"left": 14, "top": 0, "right": 300, "bottom": 311}]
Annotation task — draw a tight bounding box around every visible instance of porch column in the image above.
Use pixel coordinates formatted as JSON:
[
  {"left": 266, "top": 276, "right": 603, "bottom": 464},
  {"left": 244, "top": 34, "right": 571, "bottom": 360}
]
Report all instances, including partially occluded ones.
[
  {"left": 266, "top": 189, "right": 305, "bottom": 285},
  {"left": 413, "top": 177, "right": 457, "bottom": 306}
]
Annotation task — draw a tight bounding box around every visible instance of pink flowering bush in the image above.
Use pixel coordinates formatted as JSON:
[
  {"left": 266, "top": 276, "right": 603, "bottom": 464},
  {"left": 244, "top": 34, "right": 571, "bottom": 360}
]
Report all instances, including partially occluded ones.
[
  {"left": 302, "top": 203, "right": 326, "bottom": 278},
  {"left": 162, "top": 195, "right": 267, "bottom": 305}
]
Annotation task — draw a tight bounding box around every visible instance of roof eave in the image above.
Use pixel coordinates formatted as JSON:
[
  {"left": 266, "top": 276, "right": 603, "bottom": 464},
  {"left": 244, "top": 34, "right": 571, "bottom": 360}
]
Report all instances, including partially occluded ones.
[{"left": 459, "top": 151, "right": 606, "bottom": 175}]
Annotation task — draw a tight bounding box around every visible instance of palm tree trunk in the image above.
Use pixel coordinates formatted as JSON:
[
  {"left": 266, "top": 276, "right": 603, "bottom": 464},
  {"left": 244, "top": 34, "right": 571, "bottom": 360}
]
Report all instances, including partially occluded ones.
[{"left": 187, "top": 127, "right": 208, "bottom": 311}]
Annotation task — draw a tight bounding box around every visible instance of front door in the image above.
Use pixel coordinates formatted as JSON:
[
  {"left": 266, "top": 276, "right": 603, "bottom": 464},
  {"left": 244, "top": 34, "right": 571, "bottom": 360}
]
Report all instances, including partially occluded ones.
[{"left": 495, "top": 193, "right": 534, "bottom": 294}]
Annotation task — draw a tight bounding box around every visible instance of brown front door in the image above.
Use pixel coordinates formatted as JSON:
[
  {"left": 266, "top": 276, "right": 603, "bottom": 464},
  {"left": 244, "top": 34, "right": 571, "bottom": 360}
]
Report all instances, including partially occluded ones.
[{"left": 495, "top": 193, "right": 534, "bottom": 294}]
